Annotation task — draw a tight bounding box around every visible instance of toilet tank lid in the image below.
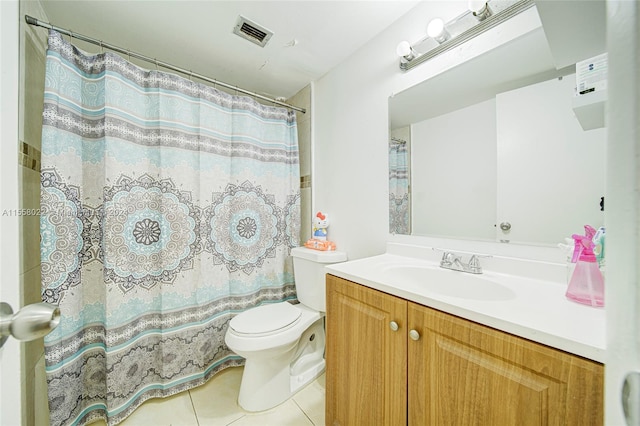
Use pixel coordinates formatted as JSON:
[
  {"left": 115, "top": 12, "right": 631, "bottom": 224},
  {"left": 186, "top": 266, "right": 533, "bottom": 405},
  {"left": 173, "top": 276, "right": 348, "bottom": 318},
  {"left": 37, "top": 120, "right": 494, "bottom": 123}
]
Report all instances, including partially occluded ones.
[{"left": 291, "top": 247, "right": 347, "bottom": 263}]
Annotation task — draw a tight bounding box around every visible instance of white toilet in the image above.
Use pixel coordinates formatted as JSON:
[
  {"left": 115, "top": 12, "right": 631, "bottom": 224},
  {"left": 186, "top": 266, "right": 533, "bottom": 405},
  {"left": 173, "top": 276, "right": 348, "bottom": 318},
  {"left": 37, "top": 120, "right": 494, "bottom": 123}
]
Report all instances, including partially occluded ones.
[{"left": 224, "top": 246, "right": 347, "bottom": 412}]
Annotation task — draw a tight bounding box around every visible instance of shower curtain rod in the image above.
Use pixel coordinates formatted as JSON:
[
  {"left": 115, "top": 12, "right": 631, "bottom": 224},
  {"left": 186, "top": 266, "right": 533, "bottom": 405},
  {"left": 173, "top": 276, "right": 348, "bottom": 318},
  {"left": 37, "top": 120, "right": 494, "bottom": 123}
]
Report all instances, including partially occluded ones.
[{"left": 25, "top": 15, "right": 306, "bottom": 114}]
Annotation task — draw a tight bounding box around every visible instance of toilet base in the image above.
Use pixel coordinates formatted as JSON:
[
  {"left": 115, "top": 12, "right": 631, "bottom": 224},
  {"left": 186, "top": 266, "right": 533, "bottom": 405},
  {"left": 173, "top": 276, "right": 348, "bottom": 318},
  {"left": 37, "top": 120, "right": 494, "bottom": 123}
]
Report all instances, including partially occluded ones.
[
  {"left": 238, "top": 353, "right": 325, "bottom": 412},
  {"left": 290, "top": 358, "right": 325, "bottom": 395},
  {"left": 238, "top": 351, "right": 293, "bottom": 412},
  {"left": 236, "top": 318, "right": 326, "bottom": 412}
]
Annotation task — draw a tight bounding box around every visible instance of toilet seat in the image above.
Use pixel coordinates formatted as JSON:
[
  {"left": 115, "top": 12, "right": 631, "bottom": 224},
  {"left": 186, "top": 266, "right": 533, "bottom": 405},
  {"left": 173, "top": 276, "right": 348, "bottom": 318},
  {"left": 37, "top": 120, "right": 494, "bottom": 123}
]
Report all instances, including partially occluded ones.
[{"left": 229, "top": 302, "right": 302, "bottom": 337}]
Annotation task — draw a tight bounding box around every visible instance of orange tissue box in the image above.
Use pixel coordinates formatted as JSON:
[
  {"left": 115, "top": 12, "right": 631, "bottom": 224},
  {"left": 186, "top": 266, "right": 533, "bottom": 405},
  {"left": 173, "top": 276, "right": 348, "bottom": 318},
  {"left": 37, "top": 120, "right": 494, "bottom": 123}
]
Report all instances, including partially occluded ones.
[{"left": 304, "top": 239, "right": 336, "bottom": 251}]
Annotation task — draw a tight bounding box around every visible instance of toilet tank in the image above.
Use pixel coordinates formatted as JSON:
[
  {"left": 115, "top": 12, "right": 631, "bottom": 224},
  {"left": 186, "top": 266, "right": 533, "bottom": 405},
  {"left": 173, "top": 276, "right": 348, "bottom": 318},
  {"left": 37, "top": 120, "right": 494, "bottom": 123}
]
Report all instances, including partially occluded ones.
[{"left": 291, "top": 247, "right": 347, "bottom": 312}]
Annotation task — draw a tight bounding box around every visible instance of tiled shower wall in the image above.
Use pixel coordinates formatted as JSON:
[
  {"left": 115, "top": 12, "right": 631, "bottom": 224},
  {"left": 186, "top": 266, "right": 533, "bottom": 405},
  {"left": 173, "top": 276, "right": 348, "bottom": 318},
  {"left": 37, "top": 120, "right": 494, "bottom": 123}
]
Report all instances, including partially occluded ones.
[{"left": 287, "top": 85, "right": 312, "bottom": 244}]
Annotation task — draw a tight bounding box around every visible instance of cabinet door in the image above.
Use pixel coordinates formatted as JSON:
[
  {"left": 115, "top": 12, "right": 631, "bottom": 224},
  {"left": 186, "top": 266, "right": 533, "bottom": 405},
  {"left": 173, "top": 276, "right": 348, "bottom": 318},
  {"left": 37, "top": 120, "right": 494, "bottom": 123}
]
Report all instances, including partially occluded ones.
[
  {"left": 408, "top": 302, "right": 603, "bottom": 426},
  {"left": 326, "top": 275, "right": 407, "bottom": 426}
]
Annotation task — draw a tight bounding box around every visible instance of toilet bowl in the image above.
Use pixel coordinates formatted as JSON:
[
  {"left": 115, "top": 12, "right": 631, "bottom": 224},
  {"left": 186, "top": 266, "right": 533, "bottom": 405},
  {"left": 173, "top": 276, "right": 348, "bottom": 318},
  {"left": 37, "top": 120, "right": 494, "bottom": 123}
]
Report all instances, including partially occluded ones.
[
  {"left": 225, "top": 302, "right": 324, "bottom": 412},
  {"left": 224, "top": 247, "right": 347, "bottom": 412}
]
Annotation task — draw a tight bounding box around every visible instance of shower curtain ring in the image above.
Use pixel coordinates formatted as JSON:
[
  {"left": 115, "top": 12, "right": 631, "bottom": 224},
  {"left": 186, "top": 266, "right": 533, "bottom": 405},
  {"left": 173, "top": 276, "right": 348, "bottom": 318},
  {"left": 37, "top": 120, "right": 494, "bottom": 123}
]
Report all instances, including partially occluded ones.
[
  {"left": 154, "top": 58, "right": 158, "bottom": 70},
  {"left": 189, "top": 70, "right": 193, "bottom": 81},
  {"left": 127, "top": 49, "right": 131, "bottom": 62}
]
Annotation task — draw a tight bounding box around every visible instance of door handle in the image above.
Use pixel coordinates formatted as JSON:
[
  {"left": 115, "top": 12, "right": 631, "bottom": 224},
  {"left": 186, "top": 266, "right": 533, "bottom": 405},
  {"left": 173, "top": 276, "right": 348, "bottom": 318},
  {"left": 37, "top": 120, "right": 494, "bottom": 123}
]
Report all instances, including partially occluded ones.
[
  {"left": 623, "top": 371, "right": 640, "bottom": 425},
  {"left": 0, "top": 302, "right": 61, "bottom": 349}
]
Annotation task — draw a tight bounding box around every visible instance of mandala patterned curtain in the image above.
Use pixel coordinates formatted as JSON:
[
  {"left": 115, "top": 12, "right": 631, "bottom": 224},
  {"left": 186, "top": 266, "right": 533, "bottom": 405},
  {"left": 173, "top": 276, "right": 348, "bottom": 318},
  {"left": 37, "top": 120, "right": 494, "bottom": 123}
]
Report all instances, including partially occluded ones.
[
  {"left": 389, "top": 139, "right": 410, "bottom": 234},
  {"left": 40, "top": 30, "right": 300, "bottom": 426}
]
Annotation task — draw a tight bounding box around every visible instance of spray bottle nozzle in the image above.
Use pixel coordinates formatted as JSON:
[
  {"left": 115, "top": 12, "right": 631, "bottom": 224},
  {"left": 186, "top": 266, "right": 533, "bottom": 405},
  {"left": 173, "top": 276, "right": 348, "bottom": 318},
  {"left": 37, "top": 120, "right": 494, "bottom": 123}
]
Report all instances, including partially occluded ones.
[
  {"left": 584, "top": 225, "right": 597, "bottom": 240},
  {"left": 568, "top": 225, "right": 599, "bottom": 263},
  {"left": 571, "top": 234, "right": 596, "bottom": 263}
]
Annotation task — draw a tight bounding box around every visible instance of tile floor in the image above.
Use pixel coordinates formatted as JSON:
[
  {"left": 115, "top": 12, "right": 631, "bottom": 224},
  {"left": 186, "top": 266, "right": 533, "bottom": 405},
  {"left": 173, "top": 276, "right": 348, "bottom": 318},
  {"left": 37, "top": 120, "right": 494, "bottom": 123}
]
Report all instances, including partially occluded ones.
[{"left": 92, "top": 367, "right": 325, "bottom": 426}]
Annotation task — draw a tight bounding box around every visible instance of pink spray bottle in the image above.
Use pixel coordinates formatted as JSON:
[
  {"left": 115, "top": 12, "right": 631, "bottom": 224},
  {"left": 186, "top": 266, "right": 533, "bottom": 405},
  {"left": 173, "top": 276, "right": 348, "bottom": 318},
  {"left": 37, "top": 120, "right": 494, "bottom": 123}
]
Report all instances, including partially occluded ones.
[{"left": 565, "top": 226, "right": 605, "bottom": 307}]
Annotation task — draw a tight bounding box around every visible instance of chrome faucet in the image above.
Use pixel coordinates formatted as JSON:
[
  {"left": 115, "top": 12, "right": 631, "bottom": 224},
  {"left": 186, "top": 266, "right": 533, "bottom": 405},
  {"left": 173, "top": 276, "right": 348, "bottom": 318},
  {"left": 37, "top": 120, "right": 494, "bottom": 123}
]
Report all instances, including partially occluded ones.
[{"left": 439, "top": 251, "right": 485, "bottom": 274}]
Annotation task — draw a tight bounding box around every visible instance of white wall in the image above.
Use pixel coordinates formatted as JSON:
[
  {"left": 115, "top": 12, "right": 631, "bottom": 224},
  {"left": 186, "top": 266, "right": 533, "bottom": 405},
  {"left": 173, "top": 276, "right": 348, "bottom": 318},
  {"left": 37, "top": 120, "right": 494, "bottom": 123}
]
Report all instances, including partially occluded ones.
[
  {"left": 411, "top": 99, "right": 496, "bottom": 240},
  {"left": 313, "top": 2, "right": 544, "bottom": 260}
]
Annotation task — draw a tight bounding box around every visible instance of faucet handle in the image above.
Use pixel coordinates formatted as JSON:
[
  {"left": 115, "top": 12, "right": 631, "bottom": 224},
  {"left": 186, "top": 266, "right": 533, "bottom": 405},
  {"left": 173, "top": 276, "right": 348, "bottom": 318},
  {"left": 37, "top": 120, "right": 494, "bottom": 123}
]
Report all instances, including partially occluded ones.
[
  {"left": 467, "top": 255, "right": 482, "bottom": 273},
  {"left": 468, "top": 254, "right": 491, "bottom": 273},
  {"left": 440, "top": 251, "right": 456, "bottom": 265}
]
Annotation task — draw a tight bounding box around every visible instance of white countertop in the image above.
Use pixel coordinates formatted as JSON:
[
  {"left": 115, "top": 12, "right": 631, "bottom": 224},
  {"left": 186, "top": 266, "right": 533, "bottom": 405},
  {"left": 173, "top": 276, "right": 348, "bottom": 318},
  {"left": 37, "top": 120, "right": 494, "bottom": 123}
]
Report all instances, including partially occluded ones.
[{"left": 325, "top": 252, "right": 605, "bottom": 363}]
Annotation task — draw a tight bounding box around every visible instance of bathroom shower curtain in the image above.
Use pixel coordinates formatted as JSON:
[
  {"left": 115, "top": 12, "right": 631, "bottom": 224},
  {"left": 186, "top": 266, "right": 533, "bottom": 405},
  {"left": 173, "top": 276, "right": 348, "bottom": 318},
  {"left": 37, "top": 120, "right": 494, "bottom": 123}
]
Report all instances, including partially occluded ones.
[
  {"left": 389, "top": 140, "right": 410, "bottom": 234},
  {"left": 40, "top": 30, "right": 300, "bottom": 426}
]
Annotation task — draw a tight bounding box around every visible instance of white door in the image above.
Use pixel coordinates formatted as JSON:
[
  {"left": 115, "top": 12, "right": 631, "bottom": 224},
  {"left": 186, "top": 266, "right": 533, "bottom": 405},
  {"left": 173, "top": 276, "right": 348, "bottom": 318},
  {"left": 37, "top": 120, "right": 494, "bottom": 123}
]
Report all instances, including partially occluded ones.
[
  {"left": 495, "top": 75, "right": 605, "bottom": 245},
  {"left": 0, "top": 1, "right": 23, "bottom": 425},
  {"left": 606, "top": 1, "right": 640, "bottom": 425}
]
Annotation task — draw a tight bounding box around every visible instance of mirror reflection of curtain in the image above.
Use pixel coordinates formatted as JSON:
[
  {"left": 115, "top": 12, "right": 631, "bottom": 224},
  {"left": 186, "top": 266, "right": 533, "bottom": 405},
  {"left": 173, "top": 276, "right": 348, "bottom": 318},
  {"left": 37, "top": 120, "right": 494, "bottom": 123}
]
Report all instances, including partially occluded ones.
[{"left": 389, "top": 137, "right": 410, "bottom": 234}]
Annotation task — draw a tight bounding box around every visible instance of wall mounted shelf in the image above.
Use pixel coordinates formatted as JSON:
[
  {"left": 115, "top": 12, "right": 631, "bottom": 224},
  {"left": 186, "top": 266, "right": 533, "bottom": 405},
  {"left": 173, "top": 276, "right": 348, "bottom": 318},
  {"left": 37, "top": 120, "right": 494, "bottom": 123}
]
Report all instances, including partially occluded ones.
[{"left": 572, "top": 90, "right": 607, "bottom": 131}]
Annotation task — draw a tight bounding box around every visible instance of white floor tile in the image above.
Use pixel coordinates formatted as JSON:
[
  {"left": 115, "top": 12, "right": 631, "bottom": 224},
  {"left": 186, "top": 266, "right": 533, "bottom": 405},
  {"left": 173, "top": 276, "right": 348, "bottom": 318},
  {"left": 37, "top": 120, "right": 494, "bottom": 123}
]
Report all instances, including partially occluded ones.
[
  {"left": 119, "top": 390, "right": 198, "bottom": 426},
  {"left": 228, "top": 399, "right": 314, "bottom": 426},
  {"left": 190, "top": 366, "right": 246, "bottom": 426},
  {"left": 85, "top": 366, "right": 325, "bottom": 426},
  {"left": 293, "top": 374, "right": 325, "bottom": 426}
]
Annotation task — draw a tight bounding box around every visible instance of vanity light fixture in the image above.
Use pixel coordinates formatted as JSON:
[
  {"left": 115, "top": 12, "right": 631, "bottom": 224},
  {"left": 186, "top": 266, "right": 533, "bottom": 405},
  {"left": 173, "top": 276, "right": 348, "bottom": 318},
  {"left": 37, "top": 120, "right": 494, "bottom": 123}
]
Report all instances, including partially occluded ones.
[{"left": 397, "top": 0, "right": 535, "bottom": 71}]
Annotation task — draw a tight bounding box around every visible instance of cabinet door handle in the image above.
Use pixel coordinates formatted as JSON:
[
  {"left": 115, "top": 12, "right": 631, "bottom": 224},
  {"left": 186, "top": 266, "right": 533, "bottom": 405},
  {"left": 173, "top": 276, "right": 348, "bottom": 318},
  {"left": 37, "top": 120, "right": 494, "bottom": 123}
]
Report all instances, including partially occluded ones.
[
  {"left": 389, "top": 321, "right": 399, "bottom": 331},
  {"left": 409, "top": 329, "right": 420, "bottom": 341}
]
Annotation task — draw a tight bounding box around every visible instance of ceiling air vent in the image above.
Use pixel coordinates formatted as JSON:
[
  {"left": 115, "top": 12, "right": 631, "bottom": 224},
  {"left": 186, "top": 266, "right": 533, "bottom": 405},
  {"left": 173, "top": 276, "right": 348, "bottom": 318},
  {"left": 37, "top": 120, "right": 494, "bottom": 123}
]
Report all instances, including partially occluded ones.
[{"left": 233, "top": 15, "right": 274, "bottom": 48}]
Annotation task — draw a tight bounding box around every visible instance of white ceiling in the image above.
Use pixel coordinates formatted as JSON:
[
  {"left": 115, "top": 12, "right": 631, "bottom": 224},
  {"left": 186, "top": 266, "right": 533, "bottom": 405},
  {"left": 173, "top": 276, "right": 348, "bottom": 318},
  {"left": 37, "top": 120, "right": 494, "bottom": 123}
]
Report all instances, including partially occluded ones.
[{"left": 39, "top": 1, "right": 420, "bottom": 101}]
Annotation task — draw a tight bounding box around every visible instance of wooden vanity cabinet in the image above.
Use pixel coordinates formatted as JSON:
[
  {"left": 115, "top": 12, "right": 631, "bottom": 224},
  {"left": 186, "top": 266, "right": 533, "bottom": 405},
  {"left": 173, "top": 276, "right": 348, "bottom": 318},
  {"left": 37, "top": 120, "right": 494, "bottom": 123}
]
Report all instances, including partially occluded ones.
[
  {"left": 326, "top": 274, "right": 604, "bottom": 426},
  {"left": 325, "top": 273, "right": 407, "bottom": 425}
]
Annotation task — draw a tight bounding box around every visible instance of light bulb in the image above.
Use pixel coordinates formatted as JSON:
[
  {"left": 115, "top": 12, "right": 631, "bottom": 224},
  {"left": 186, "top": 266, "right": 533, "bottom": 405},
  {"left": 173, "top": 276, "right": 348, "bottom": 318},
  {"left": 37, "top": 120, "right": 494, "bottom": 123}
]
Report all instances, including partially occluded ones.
[
  {"left": 427, "top": 18, "right": 450, "bottom": 44},
  {"left": 396, "top": 41, "right": 415, "bottom": 61},
  {"left": 468, "top": 0, "right": 487, "bottom": 13},
  {"left": 468, "top": 0, "right": 492, "bottom": 20},
  {"left": 396, "top": 41, "right": 411, "bottom": 57}
]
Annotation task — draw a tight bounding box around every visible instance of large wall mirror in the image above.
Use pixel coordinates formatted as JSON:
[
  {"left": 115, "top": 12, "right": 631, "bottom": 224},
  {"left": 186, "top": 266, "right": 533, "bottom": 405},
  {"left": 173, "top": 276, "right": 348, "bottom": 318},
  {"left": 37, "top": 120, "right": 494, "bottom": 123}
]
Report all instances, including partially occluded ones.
[{"left": 389, "top": 23, "right": 605, "bottom": 246}]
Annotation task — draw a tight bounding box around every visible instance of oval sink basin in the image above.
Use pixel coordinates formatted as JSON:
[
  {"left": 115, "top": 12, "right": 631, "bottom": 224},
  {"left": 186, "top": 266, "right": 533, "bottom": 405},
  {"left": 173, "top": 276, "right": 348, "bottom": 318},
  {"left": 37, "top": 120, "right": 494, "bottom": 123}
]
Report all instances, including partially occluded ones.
[{"left": 380, "top": 265, "right": 516, "bottom": 301}]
